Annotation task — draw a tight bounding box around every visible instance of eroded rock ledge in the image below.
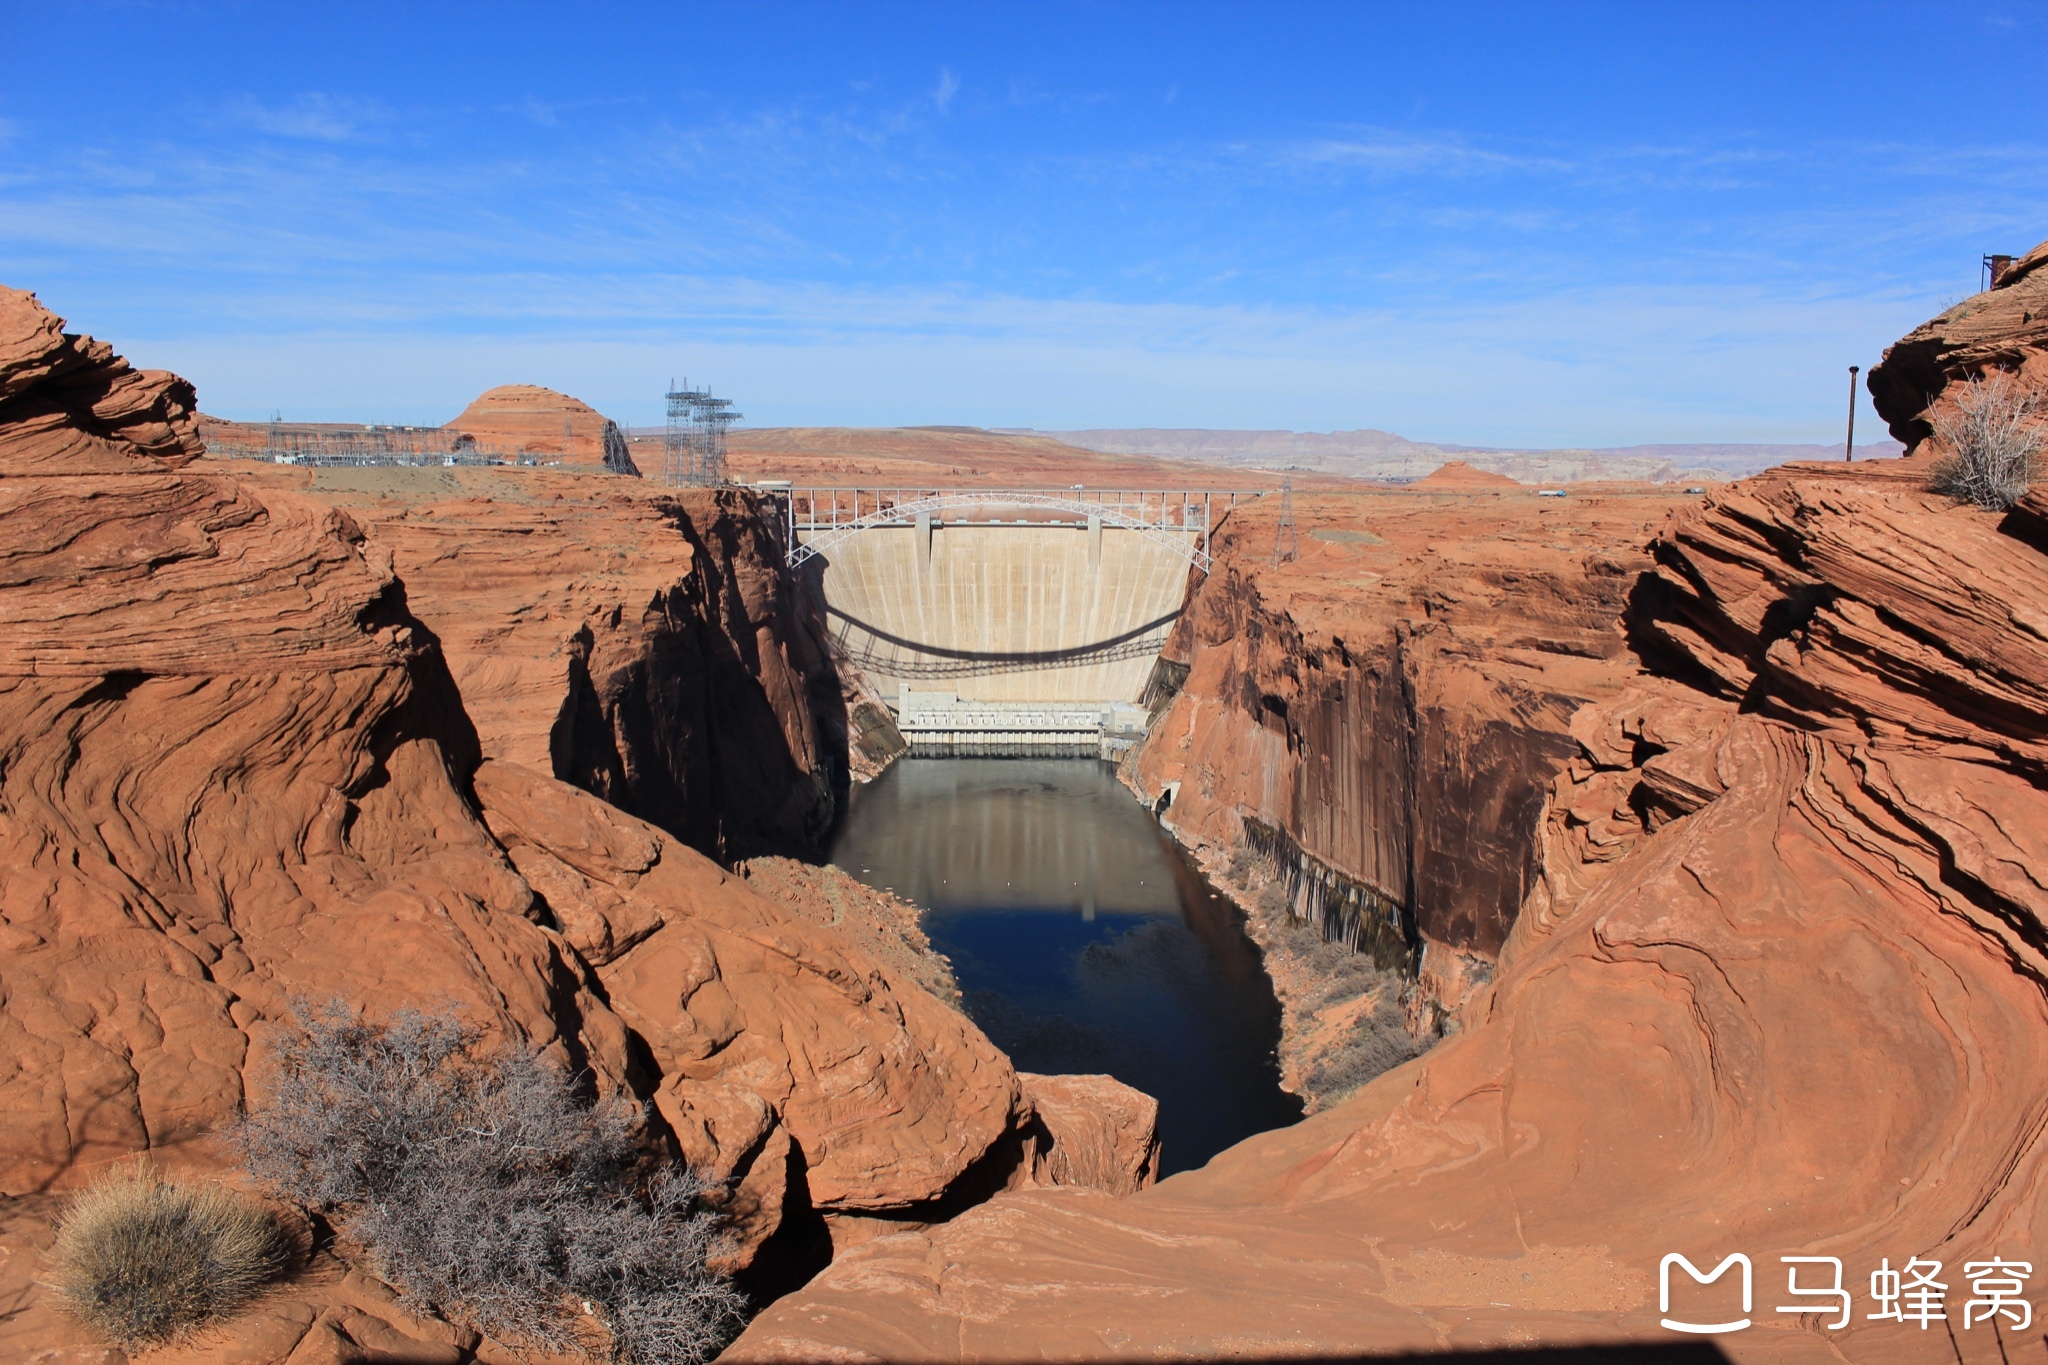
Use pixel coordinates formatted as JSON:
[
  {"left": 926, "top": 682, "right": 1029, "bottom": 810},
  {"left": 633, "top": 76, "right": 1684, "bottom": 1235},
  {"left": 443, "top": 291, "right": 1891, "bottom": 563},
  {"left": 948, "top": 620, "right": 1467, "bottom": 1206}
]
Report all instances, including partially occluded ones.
[
  {"left": 231, "top": 461, "right": 894, "bottom": 863},
  {"left": 729, "top": 455, "right": 2048, "bottom": 1363},
  {"left": 730, "top": 245, "right": 2048, "bottom": 1359},
  {"left": 1124, "top": 481, "right": 1683, "bottom": 1099},
  {"left": 0, "top": 287, "right": 1143, "bottom": 1362}
]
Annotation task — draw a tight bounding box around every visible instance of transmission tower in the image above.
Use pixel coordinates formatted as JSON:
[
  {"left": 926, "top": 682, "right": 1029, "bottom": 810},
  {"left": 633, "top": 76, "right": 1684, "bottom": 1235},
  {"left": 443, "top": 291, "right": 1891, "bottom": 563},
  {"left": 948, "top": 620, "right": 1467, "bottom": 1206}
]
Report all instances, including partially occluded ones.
[
  {"left": 662, "top": 379, "right": 742, "bottom": 487},
  {"left": 1272, "top": 479, "right": 1298, "bottom": 565},
  {"left": 665, "top": 379, "right": 698, "bottom": 487},
  {"left": 694, "top": 393, "right": 739, "bottom": 485}
]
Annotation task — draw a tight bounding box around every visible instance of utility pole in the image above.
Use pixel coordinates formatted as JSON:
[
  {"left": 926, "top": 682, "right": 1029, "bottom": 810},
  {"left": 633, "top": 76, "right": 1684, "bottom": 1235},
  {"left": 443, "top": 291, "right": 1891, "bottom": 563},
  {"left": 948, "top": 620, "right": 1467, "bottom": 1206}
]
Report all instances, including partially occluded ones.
[{"left": 1845, "top": 365, "right": 1859, "bottom": 462}]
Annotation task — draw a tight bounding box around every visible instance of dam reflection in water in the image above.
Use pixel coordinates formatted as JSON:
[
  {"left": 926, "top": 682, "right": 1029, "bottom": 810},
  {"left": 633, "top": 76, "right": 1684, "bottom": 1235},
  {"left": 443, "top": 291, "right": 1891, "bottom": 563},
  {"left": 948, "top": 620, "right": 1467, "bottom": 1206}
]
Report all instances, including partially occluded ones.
[{"left": 831, "top": 758, "right": 1302, "bottom": 1175}]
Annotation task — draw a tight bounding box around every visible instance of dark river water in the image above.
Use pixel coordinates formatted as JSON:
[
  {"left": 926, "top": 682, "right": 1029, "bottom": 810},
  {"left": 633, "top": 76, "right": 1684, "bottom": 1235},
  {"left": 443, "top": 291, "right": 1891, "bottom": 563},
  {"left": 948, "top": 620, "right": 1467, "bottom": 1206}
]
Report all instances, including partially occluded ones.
[{"left": 830, "top": 757, "right": 1302, "bottom": 1175}]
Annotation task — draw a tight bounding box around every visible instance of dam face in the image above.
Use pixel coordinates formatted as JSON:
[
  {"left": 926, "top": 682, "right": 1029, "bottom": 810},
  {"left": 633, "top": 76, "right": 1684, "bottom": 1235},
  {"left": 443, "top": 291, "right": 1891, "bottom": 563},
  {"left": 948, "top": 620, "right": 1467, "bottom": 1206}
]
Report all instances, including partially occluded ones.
[{"left": 815, "top": 521, "right": 1197, "bottom": 752}]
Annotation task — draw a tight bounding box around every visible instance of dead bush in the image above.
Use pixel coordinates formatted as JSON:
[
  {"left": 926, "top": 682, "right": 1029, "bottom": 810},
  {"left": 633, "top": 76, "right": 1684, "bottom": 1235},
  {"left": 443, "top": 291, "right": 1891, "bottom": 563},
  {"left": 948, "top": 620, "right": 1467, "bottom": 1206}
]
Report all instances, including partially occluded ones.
[
  {"left": 1930, "top": 371, "right": 2047, "bottom": 509},
  {"left": 237, "top": 1001, "right": 744, "bottom": 1364},
  {"left": 47, "top": 1165, "right": 294, "bottom": 1348}
]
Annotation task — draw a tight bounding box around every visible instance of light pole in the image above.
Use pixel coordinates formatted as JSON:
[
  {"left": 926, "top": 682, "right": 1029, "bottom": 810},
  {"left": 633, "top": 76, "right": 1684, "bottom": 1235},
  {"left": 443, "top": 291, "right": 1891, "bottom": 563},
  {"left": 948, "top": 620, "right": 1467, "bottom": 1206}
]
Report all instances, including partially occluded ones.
[{"left": 1846, "top": 365, "right": 1860, "bottom": 462}]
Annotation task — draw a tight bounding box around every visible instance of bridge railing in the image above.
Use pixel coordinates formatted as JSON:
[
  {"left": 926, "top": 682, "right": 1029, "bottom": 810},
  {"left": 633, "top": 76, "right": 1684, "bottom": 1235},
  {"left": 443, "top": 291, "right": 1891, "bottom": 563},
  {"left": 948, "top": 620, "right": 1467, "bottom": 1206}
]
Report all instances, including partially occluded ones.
[{"left": 767, "top": 486, "right": 1264, "bottom": 572}]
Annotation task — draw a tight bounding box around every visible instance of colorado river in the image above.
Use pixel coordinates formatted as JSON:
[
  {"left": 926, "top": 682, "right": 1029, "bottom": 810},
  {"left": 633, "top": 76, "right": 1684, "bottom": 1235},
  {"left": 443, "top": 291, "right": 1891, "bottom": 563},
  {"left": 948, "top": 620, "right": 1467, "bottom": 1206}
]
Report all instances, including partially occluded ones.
[{"left": 831, "top": 757, "right": 1302, "bottom": 1175}]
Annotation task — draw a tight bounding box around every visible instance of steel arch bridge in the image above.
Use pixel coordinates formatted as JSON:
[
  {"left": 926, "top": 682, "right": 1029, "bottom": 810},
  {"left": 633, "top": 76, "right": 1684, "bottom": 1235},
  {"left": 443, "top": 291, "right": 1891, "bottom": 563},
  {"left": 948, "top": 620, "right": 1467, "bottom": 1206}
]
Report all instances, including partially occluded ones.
[{"left": 772, "top": 486, "right": 1260, "bottom": 573}]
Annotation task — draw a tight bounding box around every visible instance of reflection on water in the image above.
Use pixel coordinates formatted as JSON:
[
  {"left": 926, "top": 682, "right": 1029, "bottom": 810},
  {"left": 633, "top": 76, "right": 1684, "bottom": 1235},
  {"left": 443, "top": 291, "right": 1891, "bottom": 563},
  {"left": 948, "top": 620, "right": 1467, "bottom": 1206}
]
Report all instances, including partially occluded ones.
[{"left": 832, "top": 758, "right": 1302, "bottom": 1175}]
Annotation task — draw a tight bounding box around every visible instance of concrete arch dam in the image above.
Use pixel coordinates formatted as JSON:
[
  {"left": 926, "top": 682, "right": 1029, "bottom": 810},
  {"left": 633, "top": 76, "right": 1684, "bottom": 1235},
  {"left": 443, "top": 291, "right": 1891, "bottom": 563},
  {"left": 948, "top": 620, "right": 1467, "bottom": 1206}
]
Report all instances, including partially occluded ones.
[{"left": 782, "top": 487, "right": 1254, "bottom": 754}]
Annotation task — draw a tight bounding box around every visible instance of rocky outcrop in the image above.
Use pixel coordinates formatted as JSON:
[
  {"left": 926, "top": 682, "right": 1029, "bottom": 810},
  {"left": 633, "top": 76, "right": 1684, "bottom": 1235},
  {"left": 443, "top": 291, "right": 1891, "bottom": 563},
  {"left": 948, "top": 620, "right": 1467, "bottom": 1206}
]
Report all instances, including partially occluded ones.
[
  {"left": 731, "top": 265, "right": 2048, "bottom": 1357},
  {"left": 1868, "top": 233, "right": 2048, "bottom": 453},
  {"left": 469, "top": 761, "right": 1020, "bottom": 1267},
  {"left": 727, "top": 454, "right": 2048, "bottom": 1362},
  {"left": 232, "top": 463, "right": 863, "bottom": 862},
  {"left": 1412, "top": 458, "right": 1520, "bottom": 488},
  {"left": 734, "top": 856, "right": 958, "bottom": 1007},
  {"left": 444, "top": 382, "right": 635, "bottom": 471},
  {"left": 0, "top": 291, "right": 1071, "bottom": 1359},
  {"left": 1128, "top": 487, "right": 1682, "bottom": 1005},
  {"left": 0, "top": 288, "right": 204, "bottom": 476},
  {"left": 1014, "top": 1073, "right": 1161, "bottom": 1198}
]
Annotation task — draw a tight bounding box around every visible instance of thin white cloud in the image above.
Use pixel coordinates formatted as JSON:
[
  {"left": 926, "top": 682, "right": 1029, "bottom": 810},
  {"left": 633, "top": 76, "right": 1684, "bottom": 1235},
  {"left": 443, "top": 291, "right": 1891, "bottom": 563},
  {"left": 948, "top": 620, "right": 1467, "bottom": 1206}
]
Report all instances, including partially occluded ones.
[
  {"left": 227, "top": 93, "right": 387, "bottom": 142},
  {"left": 933, "top": 66, "right": 960, "bottom": 113},
  {"left": 109, "top": 267, "right": 1935, "bottom": 448},
  {"left": 1279, "top": 131, "right": 1567, "bottom": 178}
]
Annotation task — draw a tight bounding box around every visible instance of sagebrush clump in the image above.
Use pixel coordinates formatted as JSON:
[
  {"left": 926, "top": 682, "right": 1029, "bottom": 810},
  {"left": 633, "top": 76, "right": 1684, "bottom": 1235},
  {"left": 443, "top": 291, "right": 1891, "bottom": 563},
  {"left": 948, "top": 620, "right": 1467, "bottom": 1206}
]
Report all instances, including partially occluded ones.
[
  {"left": 237, "top": 1002, "right": 745, "bottom": 1364},
  {"left": 47, "top": 1165, "right": 295, "bottom": 1348},
  {"left": 1930, "top": 371, "right": 2047, "bottom": 510}
]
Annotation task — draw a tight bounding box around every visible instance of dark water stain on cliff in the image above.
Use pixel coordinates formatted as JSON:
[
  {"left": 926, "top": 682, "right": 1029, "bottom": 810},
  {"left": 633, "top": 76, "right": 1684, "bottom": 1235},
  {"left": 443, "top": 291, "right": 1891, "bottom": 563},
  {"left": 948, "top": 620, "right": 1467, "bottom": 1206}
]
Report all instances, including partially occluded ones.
[{"left": 831, "top": 757, "right": 1302, "bottom": 1175}]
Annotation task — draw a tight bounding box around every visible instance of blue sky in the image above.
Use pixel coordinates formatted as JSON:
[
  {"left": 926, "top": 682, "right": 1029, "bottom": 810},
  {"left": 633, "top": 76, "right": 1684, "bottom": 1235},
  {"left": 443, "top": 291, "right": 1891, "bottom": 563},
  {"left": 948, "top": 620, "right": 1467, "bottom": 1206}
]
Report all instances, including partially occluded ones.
[{"left": 2, "top": 2, "right": 2044, "bottom": 443}]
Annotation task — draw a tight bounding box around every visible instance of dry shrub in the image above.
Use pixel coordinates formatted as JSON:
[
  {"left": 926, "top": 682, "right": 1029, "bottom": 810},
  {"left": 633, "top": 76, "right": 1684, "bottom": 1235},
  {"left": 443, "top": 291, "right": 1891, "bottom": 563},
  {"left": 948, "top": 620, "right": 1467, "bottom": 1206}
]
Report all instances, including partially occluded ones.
[
  {"left": 1930, "top": 371, "right": 2048, "bottom": 509},
  {"left": 236, "top": 1001, "right": 744, "bottom": 1365},
  {"left": 47, "top": 1165, "right": 294, "bottom": 1348}
]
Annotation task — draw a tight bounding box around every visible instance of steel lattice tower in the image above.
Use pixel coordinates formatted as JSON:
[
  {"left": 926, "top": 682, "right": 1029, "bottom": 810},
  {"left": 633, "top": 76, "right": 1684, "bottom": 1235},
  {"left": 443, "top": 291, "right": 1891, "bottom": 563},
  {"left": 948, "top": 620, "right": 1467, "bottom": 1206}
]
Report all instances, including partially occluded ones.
[
  {"left": 1272, "top": 479, "right": 1298, "bottom": 565},
  {"left": 662, "top": 379, "right": 741, "bottom": 486}
]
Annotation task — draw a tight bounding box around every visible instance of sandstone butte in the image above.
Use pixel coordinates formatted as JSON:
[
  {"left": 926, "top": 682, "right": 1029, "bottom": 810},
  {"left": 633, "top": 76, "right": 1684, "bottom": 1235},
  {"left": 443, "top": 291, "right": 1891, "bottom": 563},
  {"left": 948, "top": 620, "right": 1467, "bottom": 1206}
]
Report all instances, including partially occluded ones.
[
  {"left": 724, "top": 241, "right": 2048, "bottom": 1361},
  {"left": 0, "top": 286, "right": 1159, "bottom": 1364},
  {"left": 444, "top": 382, "right": 632, "bottom": 470}
]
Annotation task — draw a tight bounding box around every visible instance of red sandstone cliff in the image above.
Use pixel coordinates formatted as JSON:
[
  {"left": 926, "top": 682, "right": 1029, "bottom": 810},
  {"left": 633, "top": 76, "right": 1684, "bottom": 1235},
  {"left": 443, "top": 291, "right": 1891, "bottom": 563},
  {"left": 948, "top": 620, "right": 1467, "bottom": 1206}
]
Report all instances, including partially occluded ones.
[
  {"left": 728, "top": 276, "right": 2048, "bottom": 1360},
  {"left": 0, "top": 291, "right": 1137, "bottom": 1361},
  {"left": 1129, "top": 487, "right": 1681, "bottom": 1005},
  {"left": 230, "top": 462, "right": 866, "bottom": 862}
]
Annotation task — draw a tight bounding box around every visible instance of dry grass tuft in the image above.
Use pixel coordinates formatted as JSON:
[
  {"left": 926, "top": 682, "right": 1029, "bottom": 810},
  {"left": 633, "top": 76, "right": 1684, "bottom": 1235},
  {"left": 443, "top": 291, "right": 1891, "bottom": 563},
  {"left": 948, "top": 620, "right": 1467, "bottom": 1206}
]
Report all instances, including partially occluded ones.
[
  {"left": 47, "top": 1166, "right": 293, "bottom": 1348},
  {"left": 1930, "top": 371, "right": 2048, "bottom": 510}
]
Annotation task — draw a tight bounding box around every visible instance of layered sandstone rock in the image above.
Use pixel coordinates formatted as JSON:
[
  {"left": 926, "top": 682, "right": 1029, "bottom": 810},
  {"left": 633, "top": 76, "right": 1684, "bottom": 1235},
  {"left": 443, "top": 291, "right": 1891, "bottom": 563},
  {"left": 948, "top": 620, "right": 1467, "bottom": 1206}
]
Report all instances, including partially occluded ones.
[
  {"left": 0, "top": 288, "right": 204, "bottom": 476},
  {"left": 1868, "top": 233, "right": 2048, "bottom": 454},
  {"left": 1412, "top": 457, "right": 1521, "bottom": 488},
  {"left": 230, "top": 462, "right": 863, "bottom": 861},
  {"left": 444, "top": 382, "right": 633, "bottom": 471},
  {"left": 1014, "top": 1073, "right": 1161, "bottom": 1198},
  {"left": 732, "top": 264, "right": 2048, "bottom": 1357},
  {"left": 728, "top": 455, "right": 2048, "bottom": 1364},
  {"left": 0, "top": 291, "right": 1055, "bottom": 1359},
  {"left": 1128, "top": 487, "right": 1684, "bottom": 1012}
]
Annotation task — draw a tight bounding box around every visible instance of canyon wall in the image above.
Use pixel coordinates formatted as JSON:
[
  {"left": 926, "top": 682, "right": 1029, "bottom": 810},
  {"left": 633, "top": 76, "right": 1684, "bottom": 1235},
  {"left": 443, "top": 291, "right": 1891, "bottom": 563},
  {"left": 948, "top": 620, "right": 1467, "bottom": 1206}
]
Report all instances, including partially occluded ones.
[
  {"left": 732, "top": 456, "right": 2048, "bottom": 1362},
  {"left": 233, "top": 462, "right": 876, "bottom": 862},
  {"left": 1128, "top": 484, "right": 1683, "bottom": 995},
  {"left": 0, "top": 290, "right": 1135, "bottom": 1362}
]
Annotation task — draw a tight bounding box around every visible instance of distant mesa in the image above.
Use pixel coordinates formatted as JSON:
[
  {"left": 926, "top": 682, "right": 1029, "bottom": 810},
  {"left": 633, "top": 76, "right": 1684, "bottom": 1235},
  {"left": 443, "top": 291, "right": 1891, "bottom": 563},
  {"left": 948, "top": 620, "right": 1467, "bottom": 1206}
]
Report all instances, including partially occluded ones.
[
  {"left": 1414, "top": 459, "right": 1520, "bottom": 489},
  {"left": 445, "top": 384, "right": 635, "bottom": 473}
]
